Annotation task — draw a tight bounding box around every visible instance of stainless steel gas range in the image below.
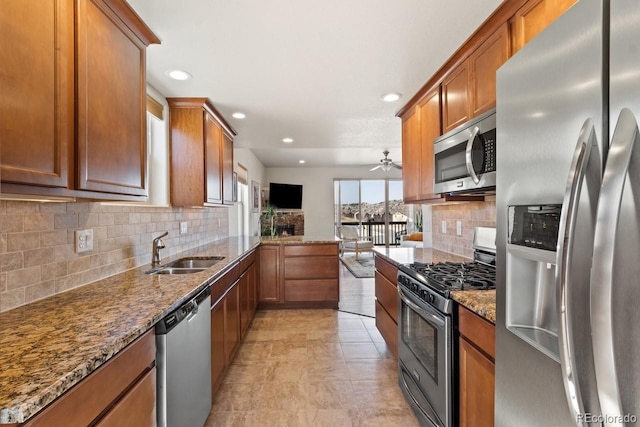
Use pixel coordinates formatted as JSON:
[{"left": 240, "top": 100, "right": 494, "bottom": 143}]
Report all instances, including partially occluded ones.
[{"left": 396, "top": 227, "right": 496, "bottom": 427}]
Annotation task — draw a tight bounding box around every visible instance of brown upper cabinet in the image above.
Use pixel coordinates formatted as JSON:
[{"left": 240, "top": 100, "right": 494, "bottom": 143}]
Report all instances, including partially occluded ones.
[
  {"left": 512, "top": 0, "right": 577, "bottom": 53},
  {"left": 167, "top": 98, "right": 237, "bottom": 207},
  {"left": 399, "top": 0, "right": 575, "bottom": 204},
  {"left": 442, "top": 23, "right": 509, "bottom": 134},
  {"left": 402, "top": 87, "right": 443, "bottom": 203},
  {"left": 0, "top": 0, "right": 159, "bottom": 200}
]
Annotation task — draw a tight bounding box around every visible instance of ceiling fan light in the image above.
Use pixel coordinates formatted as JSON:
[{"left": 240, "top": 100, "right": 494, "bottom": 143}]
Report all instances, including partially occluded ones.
[{"left": 381, "top": 164, "right": 391, "bottom": 172}]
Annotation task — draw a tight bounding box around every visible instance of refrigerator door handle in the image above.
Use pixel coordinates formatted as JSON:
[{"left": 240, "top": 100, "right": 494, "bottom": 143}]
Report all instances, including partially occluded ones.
[
  {"left": 465, "top": 126, "right": 481, "bottom": 184},
  {"left": 556, "top": 118, "right": 599, "bottom": 425},
  {"left": 591, "top": 108, "right": 640, "bottom": 425}
]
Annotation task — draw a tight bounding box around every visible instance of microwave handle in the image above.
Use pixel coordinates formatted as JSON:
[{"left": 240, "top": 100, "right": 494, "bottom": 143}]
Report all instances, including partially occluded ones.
[{"left": 465, "top": 126, "right": 481, "bottom": 184}]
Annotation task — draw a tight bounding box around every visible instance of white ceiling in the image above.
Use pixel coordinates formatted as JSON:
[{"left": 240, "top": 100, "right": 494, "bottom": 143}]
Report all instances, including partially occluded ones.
[{"left": 128, "top": 0, "right": 502, "bottom": 168}]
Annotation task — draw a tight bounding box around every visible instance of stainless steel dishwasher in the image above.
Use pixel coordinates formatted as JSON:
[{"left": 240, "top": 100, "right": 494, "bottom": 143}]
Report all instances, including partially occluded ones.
[{"left": 156, "top": 286, "right": 211, "bottom": 427}]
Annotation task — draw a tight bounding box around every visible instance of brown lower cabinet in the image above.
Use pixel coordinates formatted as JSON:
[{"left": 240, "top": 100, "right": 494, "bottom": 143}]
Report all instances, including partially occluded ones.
[
  {"left": 374, "top": 254, "right": 398, "bottom": 357},
  {"left": 23, "top": 329, "right": 156, "bottom": 427},
  {"left": 458, "top": 305, "right": 495, "bottom": 427},
  {"left": 259, "top": 243, "right": 339, "bottom": 309},
  {"left": 210, "top": 248, "right": 259, "bottom": 397}
]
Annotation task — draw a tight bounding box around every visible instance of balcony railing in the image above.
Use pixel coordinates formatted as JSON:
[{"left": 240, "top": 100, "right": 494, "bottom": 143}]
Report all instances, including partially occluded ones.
[{"left": 339, "top": 221, "right": 407, "bottom": 246}]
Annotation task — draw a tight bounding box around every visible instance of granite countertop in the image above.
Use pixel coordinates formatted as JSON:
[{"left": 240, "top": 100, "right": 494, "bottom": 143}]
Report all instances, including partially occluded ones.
[
  {"left": 373, "top": 247, "right": 496, "bottom": 324},
  {"left": 259, "top": 236, "right": 339, "bottom": 244},
  {"left": 0, "top": 236, "right": 261, "bottom": 424}
]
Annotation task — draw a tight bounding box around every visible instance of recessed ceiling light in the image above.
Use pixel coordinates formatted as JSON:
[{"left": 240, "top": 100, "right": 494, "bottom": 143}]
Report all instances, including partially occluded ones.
[
  {"left": 232, "top": 112, "right": 246, "bottom": 119},
  {"left": 166, "top": 70, "right": 192, "bottom": 81},
  {"left": 299, "top": 160, "right": 306, "bottom": 164},
  {"left": 382, "top": 92, "right": 402, "bottom": 102},
  {"left": 282, "top": 137, "right": 294, "bottom": 143}
]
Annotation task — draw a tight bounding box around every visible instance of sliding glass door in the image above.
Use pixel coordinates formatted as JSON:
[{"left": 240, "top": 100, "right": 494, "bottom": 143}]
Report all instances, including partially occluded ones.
[{"left": 334, "top": 179, "right": 406, "bottom": 246}]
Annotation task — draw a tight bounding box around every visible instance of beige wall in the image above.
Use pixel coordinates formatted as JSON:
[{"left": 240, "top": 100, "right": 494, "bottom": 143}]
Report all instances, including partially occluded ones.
[
  {"left": 431, "top": 201, "right": 496, "bottom": 259},
  {"left": 0, "top": 201, "right": 228, "bottom": 312}
]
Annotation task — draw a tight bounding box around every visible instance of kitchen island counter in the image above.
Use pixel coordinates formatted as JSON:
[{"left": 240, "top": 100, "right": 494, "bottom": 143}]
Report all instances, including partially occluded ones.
[
  {"left": 0, "top": 236, "right": 260, "bottom": 424},
  {"left": 373, "top": 247, "right": 496, "bottom": 323}
]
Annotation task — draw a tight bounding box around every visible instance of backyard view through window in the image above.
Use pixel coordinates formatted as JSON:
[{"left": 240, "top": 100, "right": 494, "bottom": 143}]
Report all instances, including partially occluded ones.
[{"left": 334, "top": 179, "right": 407, "bottom": 246}]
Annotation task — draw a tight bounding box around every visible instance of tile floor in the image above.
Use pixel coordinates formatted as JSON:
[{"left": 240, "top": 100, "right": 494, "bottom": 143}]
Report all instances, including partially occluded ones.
[
  {"left": 338, "top": 256, "right": 375, "bottom": 318},
  {"left": 204, "top": 309, "right": 419, "bottom": 427}
]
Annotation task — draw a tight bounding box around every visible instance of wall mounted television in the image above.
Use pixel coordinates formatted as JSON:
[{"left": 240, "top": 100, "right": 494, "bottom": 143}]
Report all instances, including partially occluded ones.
[{"left": 269, "top": 182, "right": 303, "bottom": 209}]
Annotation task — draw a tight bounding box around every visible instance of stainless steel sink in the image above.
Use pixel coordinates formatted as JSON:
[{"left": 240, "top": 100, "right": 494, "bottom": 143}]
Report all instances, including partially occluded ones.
[
  {"left": 153, "top": 267, "right": 208, "bottom": 275},
  {"left": 146, "top": 256, "right": 225, "bottom": 275},
  {"left": 167, "top": 256, "right": 225, "bottom": 269}
]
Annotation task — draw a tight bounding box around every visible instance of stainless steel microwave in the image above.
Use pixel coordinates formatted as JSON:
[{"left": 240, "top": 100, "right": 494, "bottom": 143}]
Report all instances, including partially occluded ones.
[{"left": 433, "top": 108, "right": 496, "bottom": 195}]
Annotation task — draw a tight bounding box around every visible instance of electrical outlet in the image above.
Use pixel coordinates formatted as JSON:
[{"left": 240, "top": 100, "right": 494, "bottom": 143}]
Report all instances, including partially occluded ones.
[
  {"left": 75, "top": 229, "right": 94, "bottom": 253},
  {"left": 441, "top": 220, "right": 447, "bottom": 234},
  {"left": 180, "top": 222, "right": 188, "bottom": 235},
  {"left": 456, "top": 221, "right": 462, "bottom": 236}
]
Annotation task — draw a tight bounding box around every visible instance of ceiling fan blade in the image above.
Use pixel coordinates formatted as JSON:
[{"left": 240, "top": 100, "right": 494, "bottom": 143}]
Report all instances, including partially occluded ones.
[
  {"left": 370, "top": 165, "right": 382, "bottom": 171},
  {"left": 391, "top": 163, "right": 402, "bottom": 170}
]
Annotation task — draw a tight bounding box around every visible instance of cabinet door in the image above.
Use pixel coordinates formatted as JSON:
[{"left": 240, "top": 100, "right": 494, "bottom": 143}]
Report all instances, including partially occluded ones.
[
  {"left": 224, "top": 280, "right": 240, "bottom": 363},
  {"left": 205, "top": 112, "right": 223, "bottom": 204},
  {"left": 210, "top": 295, "right": 225, "bottom": 396},
  {"left": 76, "top": 0, "right": 148, "bottom": 196},
  {"left": 418, "top": 88, "right": 442, "bottom": 200},
  {"left": 513, "top": 0, "right": 577, "bottom": 53},
  {"left": 239, "top": 270, "right": 250, "bottom": 336},
  {"left": 442, "top": 60, "right": 471, "bottom": 134},
  {"left": 249, "top": 261, "right": 258, "bottom": 317},
  {"left": 0, "top": 0, "right": 73, "bottom": 189},
  {"left": 259, "top": 246, "right": 281, "bottom": 302},
  {"left": 401, "top": 107, "right": 420, "bottom": 202},
  {"left": 459, "top": 337, "right": 495, "bottom": 426},
  {"left": 222, "top": 131, "right": 234, "bottom": 205},
  {"left": 470, "top": 23, "right": 510, "bottom": 117},
  {"left": 169, "top": 105, "right": 205, "bottom": 206}
]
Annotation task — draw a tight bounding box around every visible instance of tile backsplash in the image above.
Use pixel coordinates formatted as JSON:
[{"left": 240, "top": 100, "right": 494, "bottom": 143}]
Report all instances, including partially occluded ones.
[
  {"left": 431, "top": 201, "right": 496, "bottom": 259},
  {"left": 0, "top": 201, "right": 228, "bottom": 312}
]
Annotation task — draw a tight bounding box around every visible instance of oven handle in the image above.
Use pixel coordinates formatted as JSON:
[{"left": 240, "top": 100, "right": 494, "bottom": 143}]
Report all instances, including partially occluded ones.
[
  {"left": 465, "top": 126, "right": 481, "bottom": 184},
  {"left": 398, "top": 286, "right": 445, "bottom": 328}
]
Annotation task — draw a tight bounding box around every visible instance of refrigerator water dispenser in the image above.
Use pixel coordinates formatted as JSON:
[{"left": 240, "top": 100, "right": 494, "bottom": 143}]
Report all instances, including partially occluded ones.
[{"left": 506, "top": 205, "right": 561, "bottom": 362}]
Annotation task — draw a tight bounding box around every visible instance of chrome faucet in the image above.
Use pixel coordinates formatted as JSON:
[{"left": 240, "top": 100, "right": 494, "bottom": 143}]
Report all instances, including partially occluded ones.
[{"left": 152, "top": 231, "right": 169, "bottom": 267}]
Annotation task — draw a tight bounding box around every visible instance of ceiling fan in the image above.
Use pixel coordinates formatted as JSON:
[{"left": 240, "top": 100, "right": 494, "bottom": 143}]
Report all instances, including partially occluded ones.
[{"left": 370, "top": 150, "right": 402, "bottom": 171}]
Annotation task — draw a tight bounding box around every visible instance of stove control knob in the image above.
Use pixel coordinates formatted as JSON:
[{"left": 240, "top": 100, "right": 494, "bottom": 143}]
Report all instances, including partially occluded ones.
[{"left": 428, "top": 293, "right": 435, "bottom": 304}]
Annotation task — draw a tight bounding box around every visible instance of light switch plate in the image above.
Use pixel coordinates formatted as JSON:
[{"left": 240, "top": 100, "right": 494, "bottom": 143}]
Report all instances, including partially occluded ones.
[
  {"left": 441, "top": 220, "right": 447, "bottom": 234},
  {"left": 180, "top": 222, "right": 188, "bottom": 235},
  {"left": 456, "top": 221, "right": 462, "bottom": 236},
  {"left": 75, "top": 229, "right": 94, "bottom": 253}
]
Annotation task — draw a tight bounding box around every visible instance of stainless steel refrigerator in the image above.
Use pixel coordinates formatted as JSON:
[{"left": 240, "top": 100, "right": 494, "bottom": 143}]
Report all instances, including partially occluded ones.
[{"left": 496, "top": 0, "right": 640, "bottom": 425}]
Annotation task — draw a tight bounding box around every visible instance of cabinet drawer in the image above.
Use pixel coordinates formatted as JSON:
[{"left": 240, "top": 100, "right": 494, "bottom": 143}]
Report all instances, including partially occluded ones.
[
  {"left": 211, "top": 263, "right": 240, "bottom": 303},
  {"left": 458, "top": 305, "right": 495, "bottom": 360},
  {"left": 375, "top": 271, "right": 398, "bottom": 323},
  {"left": 239, "top": 249, "right": 257, "bottom": 272},
  {"left": 25, "top": 329, "right": 155, "bottom": 427},
  {"left": 374, "top": 255, "right": 398, "bottom": 284},
  {"left": 283, "top": 244, "right": 338, "bottom": 257},
  {"left": 375, "top": 301, "right": 398, "bottom": 358},
  {"left": 284, "top": 279, "right": 338, "bottom": 302},
  {"left": 284, "top": 256, "right": 338, "bottom": 279},
  {"left": 95, "top": 367, "right": 156, "bottom": 427}
]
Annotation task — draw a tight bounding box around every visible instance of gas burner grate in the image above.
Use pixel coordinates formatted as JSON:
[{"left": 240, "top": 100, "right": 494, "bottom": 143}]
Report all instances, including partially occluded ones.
[{"left": 404, "top": 261, "right": 496, "bottom": 291}]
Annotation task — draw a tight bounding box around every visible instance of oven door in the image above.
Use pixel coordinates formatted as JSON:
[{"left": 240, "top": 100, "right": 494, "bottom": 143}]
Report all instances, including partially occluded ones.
[{"left": 397, "top": 286, "right": 452, "bottom": 427}]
